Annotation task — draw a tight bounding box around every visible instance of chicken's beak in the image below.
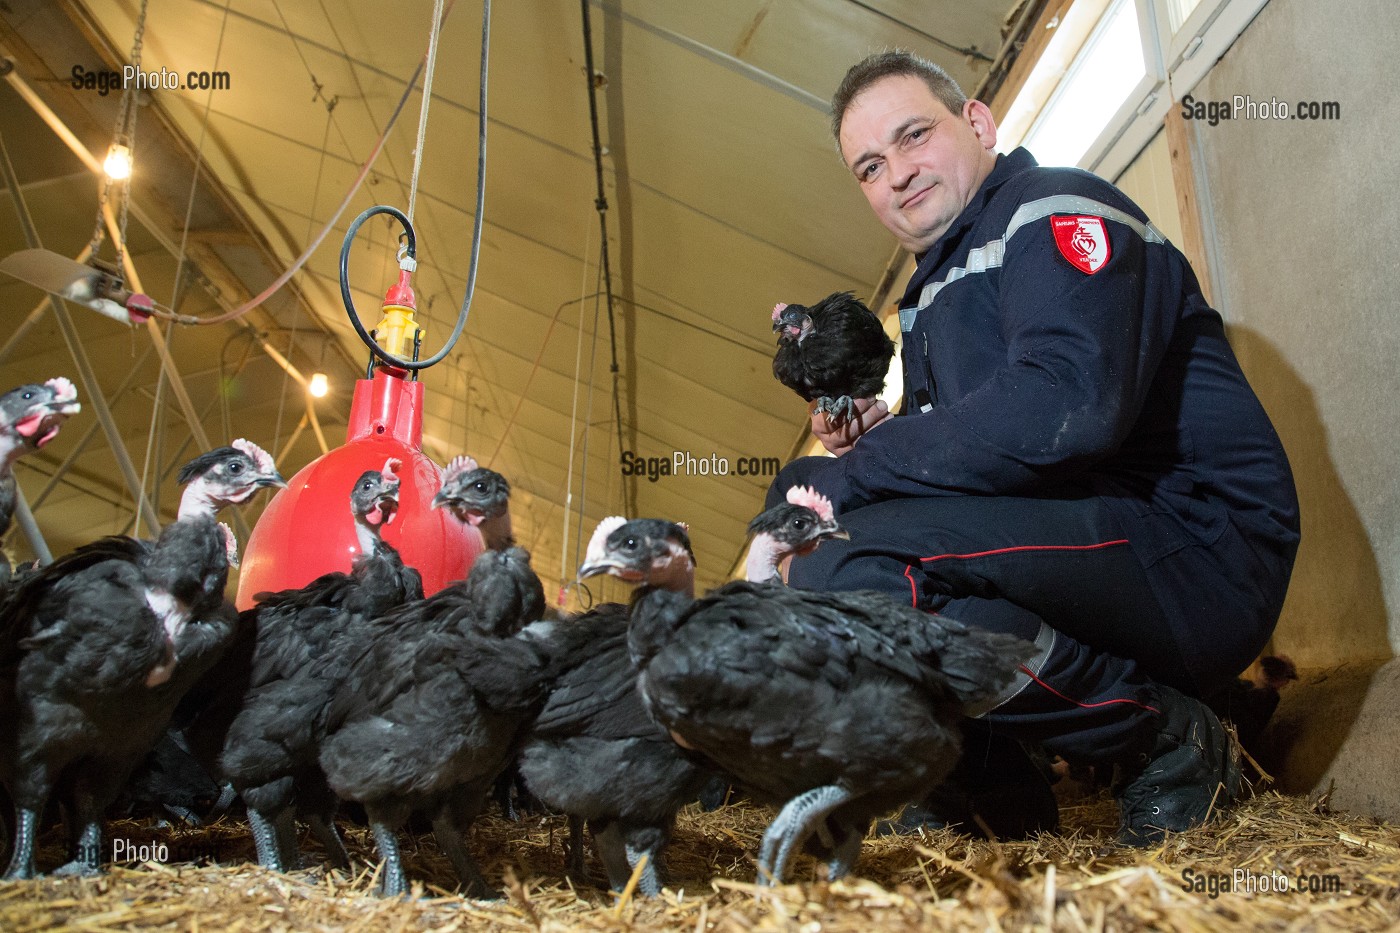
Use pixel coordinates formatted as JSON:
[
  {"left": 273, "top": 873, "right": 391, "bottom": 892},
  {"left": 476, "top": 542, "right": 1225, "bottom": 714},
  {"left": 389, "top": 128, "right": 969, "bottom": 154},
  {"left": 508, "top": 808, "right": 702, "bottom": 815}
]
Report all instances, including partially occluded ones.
[
  {"left": 576, "top": 557, "right": 624, "bottom": 581},
  {"left": 255, "top": 470, "right": 288, "bottom": 489},
  {"left": 772, "top": 307, "right": 809, "bottom": 335},
  {"left": 823, "top": 527, "right": 851, "bottom": 542},
  {"left": 430, "top": 488, "right": 453, "bottom": 510}
]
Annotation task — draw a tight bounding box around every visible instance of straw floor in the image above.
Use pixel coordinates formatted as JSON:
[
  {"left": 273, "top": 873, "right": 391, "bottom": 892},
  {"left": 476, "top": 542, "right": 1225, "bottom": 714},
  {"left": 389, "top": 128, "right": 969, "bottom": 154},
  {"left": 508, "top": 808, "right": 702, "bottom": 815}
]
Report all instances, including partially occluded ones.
[{"left": 3, "top": 782, "right": 1398, "bottom": 932}]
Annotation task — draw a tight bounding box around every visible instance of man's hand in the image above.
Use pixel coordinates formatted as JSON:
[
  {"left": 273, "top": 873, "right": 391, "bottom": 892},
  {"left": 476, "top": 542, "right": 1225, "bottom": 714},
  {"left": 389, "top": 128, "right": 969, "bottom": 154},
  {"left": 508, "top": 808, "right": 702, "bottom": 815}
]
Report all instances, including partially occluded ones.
[{"left": 811, "top": 397, "right": 891, "bottom": 456}]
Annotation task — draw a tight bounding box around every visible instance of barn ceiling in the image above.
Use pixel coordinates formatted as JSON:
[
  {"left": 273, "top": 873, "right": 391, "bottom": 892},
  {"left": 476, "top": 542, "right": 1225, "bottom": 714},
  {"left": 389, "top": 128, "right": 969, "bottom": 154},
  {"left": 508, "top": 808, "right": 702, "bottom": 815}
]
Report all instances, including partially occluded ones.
[{"left": 0, "top": 0, "right": 1022, "bottom": 603}]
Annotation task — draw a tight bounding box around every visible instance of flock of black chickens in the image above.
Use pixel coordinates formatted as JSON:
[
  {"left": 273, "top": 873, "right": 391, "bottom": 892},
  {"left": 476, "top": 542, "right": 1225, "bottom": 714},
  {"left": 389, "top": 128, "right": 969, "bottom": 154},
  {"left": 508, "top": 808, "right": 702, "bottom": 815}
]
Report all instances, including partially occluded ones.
[
  {"left": 0, "top": 292, "right": 1293, "bottom": 899},
  {"left": 0, "top": 305, "right": 1039, "bottom": 898}
]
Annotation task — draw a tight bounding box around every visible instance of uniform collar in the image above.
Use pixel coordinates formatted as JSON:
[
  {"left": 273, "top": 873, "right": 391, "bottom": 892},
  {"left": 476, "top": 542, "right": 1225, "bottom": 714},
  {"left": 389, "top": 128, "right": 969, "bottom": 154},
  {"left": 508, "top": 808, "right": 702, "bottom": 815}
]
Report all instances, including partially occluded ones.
[{"left": 903, "top": 147, "right": 1040, "bottom": 302}]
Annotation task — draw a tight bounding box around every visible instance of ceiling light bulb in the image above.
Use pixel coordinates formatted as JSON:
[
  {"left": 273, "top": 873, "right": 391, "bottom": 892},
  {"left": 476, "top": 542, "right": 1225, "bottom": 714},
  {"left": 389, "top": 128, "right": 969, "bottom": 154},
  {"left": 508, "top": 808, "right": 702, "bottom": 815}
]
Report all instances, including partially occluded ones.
[
  {"left": 308, "top": 372, "right": 329, "bottom": 398},
  {"left": 104, "top": 143, "right": 132, "bottom": 181}
]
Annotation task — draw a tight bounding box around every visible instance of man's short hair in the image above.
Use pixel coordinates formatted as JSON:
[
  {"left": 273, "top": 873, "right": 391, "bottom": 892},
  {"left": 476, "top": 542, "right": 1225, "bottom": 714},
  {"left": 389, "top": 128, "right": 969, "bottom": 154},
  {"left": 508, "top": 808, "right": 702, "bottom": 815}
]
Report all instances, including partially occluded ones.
[{"left": 831, "top": 50, "right": 968, "bottom": 143}]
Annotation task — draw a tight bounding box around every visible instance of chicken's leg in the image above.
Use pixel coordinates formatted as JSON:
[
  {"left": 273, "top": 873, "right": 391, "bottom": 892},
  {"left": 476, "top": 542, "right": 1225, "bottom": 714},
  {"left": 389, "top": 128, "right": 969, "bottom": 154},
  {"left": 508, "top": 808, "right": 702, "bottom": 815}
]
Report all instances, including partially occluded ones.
[
  {"left": 307, "top": 812, "right": 351, "bottom": 871},
  {"left": 247, "top": 808, "right": 287, "bottom": 872},
  {"left": 624, "top": 843, "right": 662, "bottom": 897},
  {"left": 53, "top": 816, "right": 101, "bottom": 876},
  {"left": 371, "top": 820, "right": 408, "bottom": 897},
  {"left": 431, "top": 812, "right": 494, "bottom": 899},
  {"left": 758, "top": 785, "right": 854, "bottom": 885},
  {"left": 303, "top": 779, "right": 350, "bottom": 869},
  {"left": 825, "top": 818, "right": 866, "bottom": 881},
  {"left": 565, "top": 814, "right": 587, "bottom": 881},
  {"left": 592, "top": 821, "right": 632, "bottom": 892},
  {"left": 3, "top": 807, "right": 40, "bottom": 879},
  {"left": 815, "top": 395, "right": 856, "bottom": 427}
]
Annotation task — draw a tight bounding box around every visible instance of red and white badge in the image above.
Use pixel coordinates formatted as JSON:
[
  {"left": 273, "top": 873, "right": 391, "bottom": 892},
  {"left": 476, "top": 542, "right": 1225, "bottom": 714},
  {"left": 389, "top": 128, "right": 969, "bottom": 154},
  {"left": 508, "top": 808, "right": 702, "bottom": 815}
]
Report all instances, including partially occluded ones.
[{"left": 1051, "top": 215, "right": 1111, "bottom": 274}]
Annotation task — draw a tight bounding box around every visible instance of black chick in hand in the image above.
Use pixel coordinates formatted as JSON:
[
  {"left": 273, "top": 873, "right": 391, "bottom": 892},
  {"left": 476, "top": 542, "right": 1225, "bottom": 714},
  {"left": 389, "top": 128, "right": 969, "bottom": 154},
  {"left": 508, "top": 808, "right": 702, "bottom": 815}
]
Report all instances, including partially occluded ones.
[{"left": 772, "top": 291, "right": 894, "bottom": 427}]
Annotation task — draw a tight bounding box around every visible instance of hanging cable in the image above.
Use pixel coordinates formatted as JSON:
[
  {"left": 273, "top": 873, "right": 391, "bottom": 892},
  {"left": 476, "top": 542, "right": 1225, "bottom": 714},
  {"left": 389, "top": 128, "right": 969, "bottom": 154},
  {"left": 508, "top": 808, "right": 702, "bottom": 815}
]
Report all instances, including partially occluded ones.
[
  {"left": 171, "top": 0, "right": 232, "bottom": 312},
  {"left": 572, "top": 261, "right": 606, "bottom": 593},
  {"left": 180, "top": 3, "right": 458, "bottom": 326},
  {"left": 86, "top": 0, "right": 148, "bottom": 271},
  {"left": 558, "top": 203, "right": 594, "bottom": 602},
  {"left": 338, "top": 0, "right": 490, "bottom": 372},
  {"left": 408, "top": 0, "right": 447, "bottom": 226},
  {"left": 578, "top": 0, "right": 634, "bottom": 518}
]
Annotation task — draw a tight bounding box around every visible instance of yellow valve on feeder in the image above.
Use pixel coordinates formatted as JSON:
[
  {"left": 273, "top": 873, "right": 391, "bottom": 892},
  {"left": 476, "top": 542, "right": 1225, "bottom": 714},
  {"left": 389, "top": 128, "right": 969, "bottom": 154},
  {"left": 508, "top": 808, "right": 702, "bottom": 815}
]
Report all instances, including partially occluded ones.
[{"left": 375, "top": 266, "right": 425, "bottom": 362}]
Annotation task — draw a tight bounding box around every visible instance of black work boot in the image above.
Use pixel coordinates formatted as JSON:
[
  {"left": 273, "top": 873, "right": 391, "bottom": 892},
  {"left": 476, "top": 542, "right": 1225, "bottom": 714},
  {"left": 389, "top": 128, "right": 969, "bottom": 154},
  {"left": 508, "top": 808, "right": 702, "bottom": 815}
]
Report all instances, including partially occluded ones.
[{"left": 1113, "top": 684, "right": 1242, "bottom": 846}]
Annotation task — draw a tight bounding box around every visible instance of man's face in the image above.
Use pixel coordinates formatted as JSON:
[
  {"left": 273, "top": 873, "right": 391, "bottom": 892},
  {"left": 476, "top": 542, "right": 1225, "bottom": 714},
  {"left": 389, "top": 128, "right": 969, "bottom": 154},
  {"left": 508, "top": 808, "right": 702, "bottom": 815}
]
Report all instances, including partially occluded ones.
[{"left": 838, "top": 75, "right": 999, "bottom": 254}]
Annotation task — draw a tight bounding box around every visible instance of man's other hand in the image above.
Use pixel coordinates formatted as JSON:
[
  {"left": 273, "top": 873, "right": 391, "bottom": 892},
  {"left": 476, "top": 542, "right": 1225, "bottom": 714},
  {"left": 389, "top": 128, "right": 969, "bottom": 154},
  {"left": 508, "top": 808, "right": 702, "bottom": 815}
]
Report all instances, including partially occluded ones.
[{"left": 811, "top": 397, "right": 892, "bottom": 455}]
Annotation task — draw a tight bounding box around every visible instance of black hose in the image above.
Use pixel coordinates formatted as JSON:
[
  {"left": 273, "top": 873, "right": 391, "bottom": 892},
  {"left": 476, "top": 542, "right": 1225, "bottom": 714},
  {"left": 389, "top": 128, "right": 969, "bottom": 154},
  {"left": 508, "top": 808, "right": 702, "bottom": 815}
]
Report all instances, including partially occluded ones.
[{"left": 338, "top": 0, "right": 490, "bottom": 372}]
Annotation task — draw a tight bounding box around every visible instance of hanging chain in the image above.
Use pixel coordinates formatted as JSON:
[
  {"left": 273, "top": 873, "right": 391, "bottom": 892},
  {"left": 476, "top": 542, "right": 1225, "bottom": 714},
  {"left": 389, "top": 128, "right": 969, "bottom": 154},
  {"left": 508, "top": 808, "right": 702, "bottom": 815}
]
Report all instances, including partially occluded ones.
[{"left": 87, "top": 0, "right": 149, "bottom": 273}]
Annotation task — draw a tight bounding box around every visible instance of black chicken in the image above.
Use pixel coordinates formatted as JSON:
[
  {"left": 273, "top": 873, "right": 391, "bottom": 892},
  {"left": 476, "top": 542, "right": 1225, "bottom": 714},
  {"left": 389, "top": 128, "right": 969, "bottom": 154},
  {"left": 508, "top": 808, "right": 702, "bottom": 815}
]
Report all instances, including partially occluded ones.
[
  {"left": 430, "top": 457, "right": 542, "bottom": 625},
  {"left": 0, "top": 440, "right": 283, "bottom": 878},
  {"left": 318, "top": 462, "right": 550, "bottom": 897},
  {"left": 515, "top": 596, "right": 716, "bottom": 896},
  {"left": 215, "top": 459, "right": 423, "bottom": 872},
  {"left": 577, "top": 509, "right": 1034, "bottom": 886},
  {"left": 771, "top": 291, "right": 895, "bottom": 426},
  {"left": 0, "top": 378, "right": 80, "bottom": 575},
  {"left": 1204, "top": 654, "right": 1298, "bottom": 758},
  {"left": 433, "top": 455, "right": 547, "bottom": 822},
  {"left": 743, "top": 486, "right": 850, "bottom": 584},
  {"left": 432, "top": 455, "right": 516, "bottom": 551}
]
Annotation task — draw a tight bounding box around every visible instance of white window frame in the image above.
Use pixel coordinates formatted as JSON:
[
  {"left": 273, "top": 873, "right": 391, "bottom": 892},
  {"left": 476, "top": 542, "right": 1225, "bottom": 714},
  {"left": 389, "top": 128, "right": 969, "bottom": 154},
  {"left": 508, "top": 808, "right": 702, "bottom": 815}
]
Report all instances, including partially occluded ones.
[
  {"left": 1157, "top": 0, "right": 1273, "bottom": 101},
  {"left": 998, "top": 0, "right": 1273, "bottom": 180},
  {"left": 1076, "top": 0, "right": 1170, "bottom": 180}
]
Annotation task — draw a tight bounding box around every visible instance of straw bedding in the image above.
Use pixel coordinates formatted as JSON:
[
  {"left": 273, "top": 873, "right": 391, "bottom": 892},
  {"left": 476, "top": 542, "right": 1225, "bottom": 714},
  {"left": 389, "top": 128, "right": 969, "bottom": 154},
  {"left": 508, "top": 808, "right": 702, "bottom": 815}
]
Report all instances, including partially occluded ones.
[{"left": 3, "top": 782, "right": 1397, "bottom": 932}]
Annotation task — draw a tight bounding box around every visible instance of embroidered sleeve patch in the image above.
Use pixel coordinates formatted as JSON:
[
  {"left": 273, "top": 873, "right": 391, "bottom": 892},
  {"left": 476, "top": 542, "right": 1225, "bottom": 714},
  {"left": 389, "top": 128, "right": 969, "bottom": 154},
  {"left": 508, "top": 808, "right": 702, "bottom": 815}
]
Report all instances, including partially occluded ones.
[{"left": 1051, "top": 215, "right": 1111, "bottom": 274}]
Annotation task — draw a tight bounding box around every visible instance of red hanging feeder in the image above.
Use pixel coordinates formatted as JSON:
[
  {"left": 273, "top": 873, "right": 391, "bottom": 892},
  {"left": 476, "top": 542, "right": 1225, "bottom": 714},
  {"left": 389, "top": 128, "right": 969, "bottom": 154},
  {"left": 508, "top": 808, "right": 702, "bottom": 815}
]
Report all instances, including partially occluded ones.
[
  {"left": 235, "top": 204, "right": 484, "bottom": 609},
  {"left": 235, "top": 0, "right": 493, "bottom": 611},
  {"left": 234, "top": 369, "right": 480, "bottom": 610}
]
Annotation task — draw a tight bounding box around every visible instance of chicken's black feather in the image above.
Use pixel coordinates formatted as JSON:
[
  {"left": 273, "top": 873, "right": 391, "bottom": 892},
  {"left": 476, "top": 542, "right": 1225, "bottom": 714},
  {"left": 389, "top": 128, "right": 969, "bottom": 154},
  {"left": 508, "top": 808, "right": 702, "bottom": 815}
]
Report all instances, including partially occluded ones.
[{"left": 771, "top": 292, "right": 895, "bottom": 407}]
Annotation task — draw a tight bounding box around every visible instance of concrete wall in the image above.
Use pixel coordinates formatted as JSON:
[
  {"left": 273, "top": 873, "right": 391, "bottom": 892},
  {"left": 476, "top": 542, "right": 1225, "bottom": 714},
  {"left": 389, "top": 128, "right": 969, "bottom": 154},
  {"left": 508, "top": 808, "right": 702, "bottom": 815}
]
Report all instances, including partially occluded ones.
[
  {"left": 1190, "top": 0, "right": 1398, "bottom": 668},
  {"left": 1184, "top": 0, "right": 1399, "bottom": 817}
]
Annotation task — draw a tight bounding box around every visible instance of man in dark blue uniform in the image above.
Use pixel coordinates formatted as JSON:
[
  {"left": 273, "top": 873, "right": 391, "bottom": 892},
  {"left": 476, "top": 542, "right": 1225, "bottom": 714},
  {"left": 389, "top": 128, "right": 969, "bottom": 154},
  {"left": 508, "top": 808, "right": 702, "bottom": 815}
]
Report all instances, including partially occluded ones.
[{"left": 769, "top": 51, "right": 1300, "bottom": 844}]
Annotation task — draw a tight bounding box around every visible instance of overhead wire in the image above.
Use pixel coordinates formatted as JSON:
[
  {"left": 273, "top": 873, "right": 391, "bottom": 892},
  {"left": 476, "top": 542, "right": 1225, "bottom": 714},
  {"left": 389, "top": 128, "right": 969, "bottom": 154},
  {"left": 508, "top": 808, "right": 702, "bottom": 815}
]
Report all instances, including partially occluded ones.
[
  {"left": 337, "top": 0, "right": 489, "bottom": 372},
  {"left": 578, "top": 0, "right": 634, "bottom": 519},
  {"left": 170, "top": 0, "right": 232, "bottom": 313},
  {"left": 558, "top": 200, "right": 594, "bottom": 599},
  {"left": 571, "top": 258, "right": 607, "bottom": 610},
  {"left": 175, "top": 2, "right": 456, "bottom": 326}
]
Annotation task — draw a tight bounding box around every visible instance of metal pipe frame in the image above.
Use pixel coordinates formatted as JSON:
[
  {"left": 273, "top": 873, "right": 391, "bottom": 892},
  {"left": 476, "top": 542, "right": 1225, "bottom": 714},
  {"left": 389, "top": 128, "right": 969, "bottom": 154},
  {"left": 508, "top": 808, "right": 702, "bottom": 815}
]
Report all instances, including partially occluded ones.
[
  {"left": 9, "top": 486, "right": 51, "bottom": 565},
  {"left": 31, "top": 342, "right": 155, "bottom": 510},
  {"left": 0, "top": 61, "right": 308, "bottom": 542},
  {"left": 0, "top": 128, "right": 162, "bottom": 534}
]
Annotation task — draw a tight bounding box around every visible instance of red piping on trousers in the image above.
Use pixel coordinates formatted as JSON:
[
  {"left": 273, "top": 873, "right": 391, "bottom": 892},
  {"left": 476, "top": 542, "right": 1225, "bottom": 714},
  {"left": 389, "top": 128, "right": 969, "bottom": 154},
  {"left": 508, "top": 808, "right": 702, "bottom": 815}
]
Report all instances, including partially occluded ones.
[
  {"left": 919, "top": 539, "right": 1130, "bottom": 563},
  {"left": 1019, "top": 663, "right": 1160, "bottom": 714},
  {"left": 905, "top": 539, "right": 1129, "bottom": 608}
]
